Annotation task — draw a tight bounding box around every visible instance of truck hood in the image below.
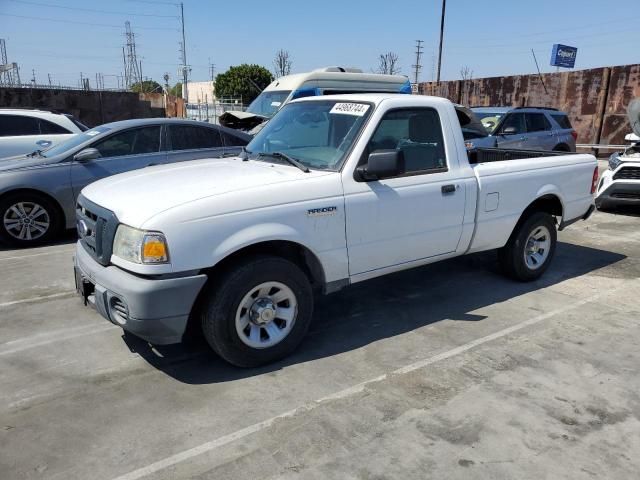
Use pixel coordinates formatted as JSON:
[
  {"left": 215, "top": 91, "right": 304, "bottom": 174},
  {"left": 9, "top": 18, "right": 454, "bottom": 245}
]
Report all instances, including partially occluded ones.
[
  {"left": 81, "top": 157, "right": 332, "bottom": 227},
  {"left": 629, "top": 98, "right": 640, "bottom": 137}
]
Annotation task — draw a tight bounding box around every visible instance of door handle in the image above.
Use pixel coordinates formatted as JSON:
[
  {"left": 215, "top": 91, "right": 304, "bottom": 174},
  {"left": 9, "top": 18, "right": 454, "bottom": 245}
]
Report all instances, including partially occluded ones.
[
  {"left": 36, "top": 140, "right": 52, "bottom": 146},
  {"left": 520, "top": 136, "right": 528, "bottom": 141},
  {"left": 441, "top": 184, "right": 456, "bottom": 194}
]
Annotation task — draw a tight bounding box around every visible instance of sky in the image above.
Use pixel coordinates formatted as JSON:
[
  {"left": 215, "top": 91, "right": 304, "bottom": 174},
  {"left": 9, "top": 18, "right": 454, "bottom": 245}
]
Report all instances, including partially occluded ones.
[{"left": 1, "top": 0, "right": 638, "bottom": 90}]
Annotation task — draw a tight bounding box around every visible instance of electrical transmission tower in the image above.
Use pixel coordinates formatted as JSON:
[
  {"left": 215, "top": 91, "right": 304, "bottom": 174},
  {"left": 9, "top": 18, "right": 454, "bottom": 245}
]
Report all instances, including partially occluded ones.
[
  {"left": 412, "top": 40, "right": 424, "bottom": 86},
  {"left": 123, "top": 21, "right": 142, "bottom": 89},
  {"left": 0, "top": 39, "right": 21, "bottom": 86}
]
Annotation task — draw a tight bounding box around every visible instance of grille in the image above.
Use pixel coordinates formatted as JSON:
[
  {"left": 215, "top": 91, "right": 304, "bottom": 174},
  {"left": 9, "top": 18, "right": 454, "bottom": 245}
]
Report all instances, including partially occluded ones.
[
  {"left": 613, "top": 167, "right": 640, "bottom": 181},
  {"left": 76, "top": 194, "right": 119, "bottom": 266}
]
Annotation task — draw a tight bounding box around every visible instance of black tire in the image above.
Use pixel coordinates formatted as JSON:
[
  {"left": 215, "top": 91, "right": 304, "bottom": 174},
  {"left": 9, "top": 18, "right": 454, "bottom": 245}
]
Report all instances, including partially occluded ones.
[
  {"left": 498, "top": 212, "right": 557, "bottom": 282},
  {"left": 200, "top": 255, "right": 313, "bottom": 368},
  {"left": 0, "top": 192, "right": 62, "bottom": 247},
  {"left": 553, "top": 144, "right": 570, "bottom": 152}
]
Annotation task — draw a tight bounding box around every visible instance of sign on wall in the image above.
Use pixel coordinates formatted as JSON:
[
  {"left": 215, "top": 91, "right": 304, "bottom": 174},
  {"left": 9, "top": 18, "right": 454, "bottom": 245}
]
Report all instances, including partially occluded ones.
[{"left": 550, "top": 44, "right": 578, "bottom": 68}]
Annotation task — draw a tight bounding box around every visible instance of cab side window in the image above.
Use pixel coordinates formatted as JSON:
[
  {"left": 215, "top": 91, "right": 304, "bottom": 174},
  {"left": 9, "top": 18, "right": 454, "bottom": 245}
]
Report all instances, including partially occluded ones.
[{"left": 367, "top": 108, "right": 447, "bottom": 174}]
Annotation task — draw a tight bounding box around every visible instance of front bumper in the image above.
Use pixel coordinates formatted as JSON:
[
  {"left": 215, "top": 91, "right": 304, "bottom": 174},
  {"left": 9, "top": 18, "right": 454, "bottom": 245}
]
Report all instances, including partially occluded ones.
[
  {"left": 74, "top": 241, "right": 207, "bottom": 344},
  {"left": 596, "top": 168, "right": 640, "bottom": 208}
]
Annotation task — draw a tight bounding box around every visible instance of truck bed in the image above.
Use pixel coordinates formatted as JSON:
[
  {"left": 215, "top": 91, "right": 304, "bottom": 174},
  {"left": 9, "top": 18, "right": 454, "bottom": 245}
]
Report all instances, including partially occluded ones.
[{"left": 468, "top": 147, "right": 574, "bottom": 164}]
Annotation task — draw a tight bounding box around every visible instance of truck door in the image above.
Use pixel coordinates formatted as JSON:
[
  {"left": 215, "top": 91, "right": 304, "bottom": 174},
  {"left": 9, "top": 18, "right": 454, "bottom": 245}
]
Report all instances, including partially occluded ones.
[
  {"left": 343, "top": 108, "right": 466, "bottom": 275},
  {"left": 70, "top": 125, "right": 166, "bottom": 199},
  {"left": 495, "top": 112, "right": 527, "bottom": 149}
]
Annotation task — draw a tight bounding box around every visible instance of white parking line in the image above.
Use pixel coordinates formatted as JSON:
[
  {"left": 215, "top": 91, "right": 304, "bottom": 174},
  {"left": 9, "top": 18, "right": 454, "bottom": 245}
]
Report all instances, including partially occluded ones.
[
  {"left": 0, "top": 248, "right": 75, "bottom": 262},
  {"left": 111, "top": 290, "right": 606, "bottom": 480},
  {"left": 0, "top": 291, "right": 75, "bottom": 308},
  {"left": 0, "top": 323, "right": 115, "bottom": 357}
]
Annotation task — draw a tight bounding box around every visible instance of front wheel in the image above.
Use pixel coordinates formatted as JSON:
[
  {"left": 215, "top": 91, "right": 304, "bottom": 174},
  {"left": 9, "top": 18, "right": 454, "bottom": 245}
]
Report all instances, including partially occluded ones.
[
  {"left": 498, "top": 212, "right": 557, "bottom": 281},
  {"left": 200, "top": 256, "right": 313, "bottom": 367},
  {"left": 0, "top": 193, "right": 61, "bottom": 247}
]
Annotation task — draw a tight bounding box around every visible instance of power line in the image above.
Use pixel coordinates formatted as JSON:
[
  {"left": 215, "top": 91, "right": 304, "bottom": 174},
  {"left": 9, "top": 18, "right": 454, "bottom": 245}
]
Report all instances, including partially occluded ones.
[
  {"left": 6, "top": 0, "right": 179, "bottom": 18},
  {"left": 0, "top": 13, "right": 179, "bottom": 31}
]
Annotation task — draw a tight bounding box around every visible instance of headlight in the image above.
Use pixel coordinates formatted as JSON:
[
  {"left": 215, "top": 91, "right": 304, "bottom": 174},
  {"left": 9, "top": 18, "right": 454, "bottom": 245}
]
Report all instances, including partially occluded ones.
[
  {"left": 608, "top": 153, "right": 621, "bottom": 171},
  {"left": 113, "top": 225, "right": 169, "bottom": 264}
]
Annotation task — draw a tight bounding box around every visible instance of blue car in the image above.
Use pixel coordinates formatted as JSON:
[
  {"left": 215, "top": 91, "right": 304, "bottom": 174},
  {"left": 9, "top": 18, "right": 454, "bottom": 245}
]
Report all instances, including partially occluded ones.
[
  {"left": 472, "top": 106, "right": 577, "bottom": 152},
  {"left": 0, "top": 118, "right": 250, "bottom": 246}
]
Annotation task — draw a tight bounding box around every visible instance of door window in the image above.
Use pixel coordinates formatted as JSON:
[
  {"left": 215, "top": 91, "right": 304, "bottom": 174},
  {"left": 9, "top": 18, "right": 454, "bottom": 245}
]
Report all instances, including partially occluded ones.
[
  {"left": 550, "top": 114, "right": 572, "bottom": 129},
  {"left": 92, "top": 126, "right": 161, "bottom": 158},
  {"left": 367, "top": 108, "right": 447, "bottom": 174},
  {"left": 526, "top": 113, "right": 552, "bottom": 132},
  {"left": 221, "top": 131, "right": 248, "bottom": 147},
  {"left": 500, "top": 113, "right": 526, "bottom": 135},
  {"left": 170, "top": 125, "right": 222, "bottom": 150},
  {"left": 39, "top": 119, "right": 72, "bottom": 134},
  {"left": 0, "top": 115, "right": 41, "bottom": 137}
]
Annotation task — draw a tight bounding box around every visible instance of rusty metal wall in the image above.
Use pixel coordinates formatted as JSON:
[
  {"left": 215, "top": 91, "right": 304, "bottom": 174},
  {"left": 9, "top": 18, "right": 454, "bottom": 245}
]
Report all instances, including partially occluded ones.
[
  {"left": 419, "top": 64, "right": 640, "bottom": 145},
  {"left": 0, "top": 88, "right": 184, "bottom": 127}
]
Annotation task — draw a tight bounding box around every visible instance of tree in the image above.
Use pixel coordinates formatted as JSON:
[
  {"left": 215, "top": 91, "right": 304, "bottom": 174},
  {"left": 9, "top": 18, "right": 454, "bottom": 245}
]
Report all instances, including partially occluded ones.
[
  {"left": 169, "top": 82, "right": 182, "bottom": 98},
  {"left": 460, "top": 66, "right": 473, "bottom": 80},
  {"left": 214, "top": 64, "right": 273, "bottom": 105},
  {"left": 130, "top": 80, "right": 162, "bottom": 93},
  {"left": 273, "top": 49, "right": 292, "bottom": 78},
  {"left": 377, "top": 52, "right": 401, "bottom": 75}
]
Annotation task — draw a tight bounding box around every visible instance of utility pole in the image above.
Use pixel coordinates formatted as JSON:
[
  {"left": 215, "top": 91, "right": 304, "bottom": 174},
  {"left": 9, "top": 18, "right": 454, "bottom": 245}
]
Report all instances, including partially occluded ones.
[
  {"left": 412, "top": 40, "right": 424, "bottom": 85},
  {"left": 48, "top": 73, "right": 52, "bottom": 87},
  {"left": 436, "top": 0, "right": 446, "bottom": 84},
  {"left": 209, "top": 61, "right": 215, "bottom": 82},
  {"left": 31, "top": 69, "right": 36, "bottom": 86},
  {"left": 179, "top": 2, "right": 188, "bottom": 104}
]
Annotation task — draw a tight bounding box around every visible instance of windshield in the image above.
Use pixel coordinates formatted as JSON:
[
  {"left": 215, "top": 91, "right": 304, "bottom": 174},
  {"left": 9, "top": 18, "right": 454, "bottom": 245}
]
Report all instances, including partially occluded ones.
[
  {"left": 473, "top": 111, "right": 505, "bottom": 134},
  {"left": 246, "top": 90, "right": 292, "bottom": 118},
  {"left": 246, "top": 100, "right": 372, "bottom": 171},
  {"left": 41, "top": 126, "right": 112, "bottom": 157}
]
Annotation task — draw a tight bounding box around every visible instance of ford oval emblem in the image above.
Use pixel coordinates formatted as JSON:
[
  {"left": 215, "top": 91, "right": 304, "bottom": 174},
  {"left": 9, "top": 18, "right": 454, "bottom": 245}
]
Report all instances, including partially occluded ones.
[{"left": 77, "top": 219, "right": 89, "bottom": 238}]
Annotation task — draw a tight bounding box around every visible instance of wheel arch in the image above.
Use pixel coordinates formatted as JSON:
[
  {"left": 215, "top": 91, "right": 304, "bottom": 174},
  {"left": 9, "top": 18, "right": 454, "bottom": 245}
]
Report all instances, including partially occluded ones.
[
  {"left": 506, "top": 193, "right": 564, "bottom": 243},
  {"left": 553, "top": 143, "right": 571, "bottom": 152},
  {"left": 0, "top": 188, "right": 67, "bottom": 228}
]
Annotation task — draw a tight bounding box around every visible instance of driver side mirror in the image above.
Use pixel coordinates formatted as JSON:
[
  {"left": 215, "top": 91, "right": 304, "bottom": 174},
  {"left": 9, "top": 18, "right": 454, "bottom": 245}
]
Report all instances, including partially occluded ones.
[
  {"left": 357, "top": 150, "right": 404, "bottom": 181},
  {"left": 501, "top": 126, "right": 517, "bottom": 135},
  {"left": 74, "top": 148, "right": 101, "bottom": 163}
]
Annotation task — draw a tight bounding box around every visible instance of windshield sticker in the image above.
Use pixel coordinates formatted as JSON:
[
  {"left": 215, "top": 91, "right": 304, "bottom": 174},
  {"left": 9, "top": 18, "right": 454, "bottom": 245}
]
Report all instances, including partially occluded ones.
[
  {"left": 270, "top": 101, "right": 282, "bottom": 107},
  {"left": 85, "top": 130, "right": 101, "bottom": 136},
  {"left": 330, "top": 103, "right": 370, "bottom": 116}
]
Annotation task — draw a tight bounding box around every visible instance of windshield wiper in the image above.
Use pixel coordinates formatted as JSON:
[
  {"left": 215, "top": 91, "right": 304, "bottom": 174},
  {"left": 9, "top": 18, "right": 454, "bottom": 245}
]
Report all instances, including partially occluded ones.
[{"left": 257, "top": 151, "right": 310, "bottom": 173}]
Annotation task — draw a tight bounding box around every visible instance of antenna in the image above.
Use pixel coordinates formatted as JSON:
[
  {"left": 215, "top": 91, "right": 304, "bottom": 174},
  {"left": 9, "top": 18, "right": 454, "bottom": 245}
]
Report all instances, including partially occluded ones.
[
  {"left": 123, "top": 21, "right": 143, "bottom": 89},
  {"left": 412, "top": 40, "right": 424, "bottom": 85}
]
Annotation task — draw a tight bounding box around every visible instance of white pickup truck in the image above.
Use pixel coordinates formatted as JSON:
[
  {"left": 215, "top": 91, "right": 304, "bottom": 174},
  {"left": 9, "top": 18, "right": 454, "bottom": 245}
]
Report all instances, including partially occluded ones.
[{"left": 74, "top": 94, "right": 598, "bottom": 367}]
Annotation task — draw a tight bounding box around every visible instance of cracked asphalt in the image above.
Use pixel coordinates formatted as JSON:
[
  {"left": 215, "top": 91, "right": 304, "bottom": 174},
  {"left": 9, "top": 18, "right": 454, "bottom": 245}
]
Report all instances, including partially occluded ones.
[{"left": 1, "top": 193, "right": 639, "bottom": 479}]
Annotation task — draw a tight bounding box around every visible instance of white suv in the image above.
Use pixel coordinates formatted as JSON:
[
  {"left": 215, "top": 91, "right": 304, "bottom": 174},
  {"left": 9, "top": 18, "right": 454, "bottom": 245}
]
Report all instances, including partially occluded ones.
[{"left": 0, "top": 109, "right": 88, "bottom": 158}]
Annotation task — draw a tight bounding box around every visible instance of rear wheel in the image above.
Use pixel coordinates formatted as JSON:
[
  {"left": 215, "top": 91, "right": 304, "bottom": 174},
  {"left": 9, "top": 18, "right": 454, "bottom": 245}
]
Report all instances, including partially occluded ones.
[
  {"left": 0, "top": 193, "right": 61, "bottom": 247},
  {"left": 498, "top": 212, "right": 557, "bottom": 281},
  {"left": 200, "top": 256, "right": 313, "bottom": 367}
]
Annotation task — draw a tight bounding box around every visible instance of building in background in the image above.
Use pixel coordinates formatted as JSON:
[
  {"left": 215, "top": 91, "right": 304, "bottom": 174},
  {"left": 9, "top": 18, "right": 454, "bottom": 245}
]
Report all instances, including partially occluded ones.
[{"left": 184, "top": 80, "right": 215, "bottom": 104}]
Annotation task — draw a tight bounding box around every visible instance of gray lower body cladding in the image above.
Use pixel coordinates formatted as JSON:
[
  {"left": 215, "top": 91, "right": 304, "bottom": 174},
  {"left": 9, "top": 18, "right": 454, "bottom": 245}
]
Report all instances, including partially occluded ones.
[{"left": 74, "top": 241, "right": 207, "bottom": 344}]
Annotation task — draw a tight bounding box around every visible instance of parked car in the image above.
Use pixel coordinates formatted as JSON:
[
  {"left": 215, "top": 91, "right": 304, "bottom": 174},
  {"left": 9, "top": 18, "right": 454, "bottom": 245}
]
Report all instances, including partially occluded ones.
[
  {"left": 596, "top": 98, "right": 640, "bottom": 209},
  {"left": 219, "top": 67, "right": 412, "bottom": 132},
  {"left": 471, "top": 106, "right": 577, "bottom": 152},
  {"left": 0, "top": 108, "right": 88, "bottom": 158},
  {"left": 74, "top": 94, "right": 597, "bottom": 367},
  {"left": 454, "top": 104, "right": 497, "bottom": 149},
  {"left": 0, "top": 118, "right": 250, "bottom": 246}
]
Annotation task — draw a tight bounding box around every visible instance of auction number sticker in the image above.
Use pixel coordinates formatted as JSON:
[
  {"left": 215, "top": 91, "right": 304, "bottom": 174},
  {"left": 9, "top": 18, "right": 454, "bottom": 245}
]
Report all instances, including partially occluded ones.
[{"left": 330, "top": 103, "right": 369, "bottom": 116}]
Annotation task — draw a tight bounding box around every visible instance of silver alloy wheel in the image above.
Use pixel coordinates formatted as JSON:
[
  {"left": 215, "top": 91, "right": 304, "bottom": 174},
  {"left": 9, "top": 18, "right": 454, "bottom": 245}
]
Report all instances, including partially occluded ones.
[
  {"left": 524, "top": 225, "right": 551, "bottom": 270},
  {"left": 235, "top": 281, "right": 298, "bottom": 349},
  {"left": 3, "top": 202, "right": 50, "bottom": 241}
]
